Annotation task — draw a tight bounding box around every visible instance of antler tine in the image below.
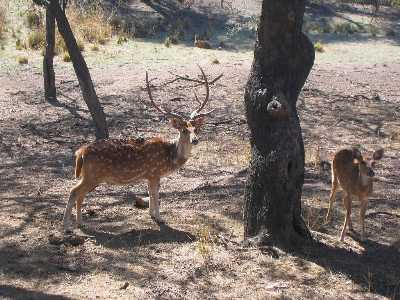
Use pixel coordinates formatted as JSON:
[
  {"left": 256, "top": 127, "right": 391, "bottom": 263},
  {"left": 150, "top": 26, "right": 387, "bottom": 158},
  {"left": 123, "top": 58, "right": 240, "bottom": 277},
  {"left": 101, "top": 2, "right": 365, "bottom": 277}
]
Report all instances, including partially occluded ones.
[
  {"left": 145, "top": 72, "right": 185, "bottom": 120},
  {"left": 190, "top": 65, "right": 210, "bottom": 119}
]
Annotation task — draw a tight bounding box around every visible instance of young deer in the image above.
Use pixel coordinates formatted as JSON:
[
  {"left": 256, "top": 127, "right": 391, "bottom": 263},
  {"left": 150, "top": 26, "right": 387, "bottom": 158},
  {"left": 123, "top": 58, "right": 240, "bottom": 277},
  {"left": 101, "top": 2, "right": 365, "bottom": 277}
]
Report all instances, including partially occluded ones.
[
  {"left": 63, "top": 67, "right": 217, "bottom": 233},
  {"left": 325, "top": 147, "right": 384, "bottom": 241}
]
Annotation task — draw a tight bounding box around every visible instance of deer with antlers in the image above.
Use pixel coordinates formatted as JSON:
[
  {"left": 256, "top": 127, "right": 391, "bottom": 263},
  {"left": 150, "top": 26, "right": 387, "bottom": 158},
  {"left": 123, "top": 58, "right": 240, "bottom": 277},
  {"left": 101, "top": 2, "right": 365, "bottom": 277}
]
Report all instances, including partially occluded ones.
[
  {"left": 325, "top": 147, "right": 384, "bottom": 241},
  {"left": 63, "top": 67, "right": 221, "bottom": 233}
]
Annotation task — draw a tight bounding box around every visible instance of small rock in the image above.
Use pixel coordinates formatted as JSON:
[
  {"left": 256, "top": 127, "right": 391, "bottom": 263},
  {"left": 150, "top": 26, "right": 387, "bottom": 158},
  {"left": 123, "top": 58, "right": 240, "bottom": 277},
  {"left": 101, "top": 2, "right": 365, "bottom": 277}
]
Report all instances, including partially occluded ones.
[
  {"left": 120, "top": 282, "right": 129, "bottom": 290},
  {"left": 48, "top": 233, "right": 63, "bottom": 245}
]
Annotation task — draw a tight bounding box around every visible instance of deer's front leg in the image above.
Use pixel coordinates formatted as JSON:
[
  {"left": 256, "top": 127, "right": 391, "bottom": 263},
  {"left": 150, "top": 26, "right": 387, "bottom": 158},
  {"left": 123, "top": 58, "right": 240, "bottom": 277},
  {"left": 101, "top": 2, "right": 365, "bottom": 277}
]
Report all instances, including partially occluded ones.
[{"left": 148, "top": 178, "right": 162, "bottom": 223}]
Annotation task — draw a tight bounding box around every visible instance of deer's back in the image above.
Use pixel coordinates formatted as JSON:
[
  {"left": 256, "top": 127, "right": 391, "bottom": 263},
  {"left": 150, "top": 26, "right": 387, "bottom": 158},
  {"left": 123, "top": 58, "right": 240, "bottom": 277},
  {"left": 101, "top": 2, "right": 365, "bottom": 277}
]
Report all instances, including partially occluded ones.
[{"left": 77, "top": 138, "right": 176, "bottom": 184}]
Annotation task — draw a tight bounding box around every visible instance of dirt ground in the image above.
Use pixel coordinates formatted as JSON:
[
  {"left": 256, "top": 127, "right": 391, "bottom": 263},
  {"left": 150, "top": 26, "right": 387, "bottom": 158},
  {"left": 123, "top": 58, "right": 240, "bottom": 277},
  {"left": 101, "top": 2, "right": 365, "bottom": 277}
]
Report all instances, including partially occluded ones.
[{"left": 1, "top": 1, "right": 400, "bottom": 300}]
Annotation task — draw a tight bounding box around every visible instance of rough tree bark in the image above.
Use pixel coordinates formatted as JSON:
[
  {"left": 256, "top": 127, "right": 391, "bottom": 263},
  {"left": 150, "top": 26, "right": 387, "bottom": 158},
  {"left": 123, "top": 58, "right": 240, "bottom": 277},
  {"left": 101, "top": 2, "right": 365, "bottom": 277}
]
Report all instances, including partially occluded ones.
[
  {"left": 48, "top": 0, "right": 109, "bottom": 139},
  {"left": 243, "top": 0, "right": 315, "bottom": 248},
  {"left": 43, "top": 7, "right": 56, "bottom": 101}
]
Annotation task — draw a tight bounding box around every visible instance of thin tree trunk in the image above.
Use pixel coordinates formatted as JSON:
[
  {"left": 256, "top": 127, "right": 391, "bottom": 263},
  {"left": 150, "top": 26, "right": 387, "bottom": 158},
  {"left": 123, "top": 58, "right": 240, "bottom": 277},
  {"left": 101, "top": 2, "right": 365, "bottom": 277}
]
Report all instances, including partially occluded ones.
[
  {"left": 43, "top": 7, "right": 56, "bottom": 102},
  {"left": 49, "top": 0, "right": 109, "bottom": 140},
  {"left": 243, "top": 0, "right": 315, "bottom": 248}
]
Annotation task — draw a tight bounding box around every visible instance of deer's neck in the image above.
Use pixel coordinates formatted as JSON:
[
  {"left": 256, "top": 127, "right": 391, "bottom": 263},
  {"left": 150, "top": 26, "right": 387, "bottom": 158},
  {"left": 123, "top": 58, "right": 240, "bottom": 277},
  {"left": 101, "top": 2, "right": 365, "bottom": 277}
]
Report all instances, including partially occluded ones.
[
  {"left": 359, "top": 174, "right": 370, "bottom": 187},
  {"left": 172, "top": 134, "right": 192, "bottom": 167}
]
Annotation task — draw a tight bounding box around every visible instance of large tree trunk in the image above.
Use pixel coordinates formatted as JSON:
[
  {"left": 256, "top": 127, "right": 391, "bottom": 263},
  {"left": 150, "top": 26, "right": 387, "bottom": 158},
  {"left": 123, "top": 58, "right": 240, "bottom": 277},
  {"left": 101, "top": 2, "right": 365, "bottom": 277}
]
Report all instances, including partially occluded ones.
[
  {"left": 49, "top": 0, "right": 109, "bottom": 140},
  {"left": 243, "top": 0, "right": 315, "bottom": 248},
  {"left": 43, "top": 7, "right": 56, "bottom": 102}
]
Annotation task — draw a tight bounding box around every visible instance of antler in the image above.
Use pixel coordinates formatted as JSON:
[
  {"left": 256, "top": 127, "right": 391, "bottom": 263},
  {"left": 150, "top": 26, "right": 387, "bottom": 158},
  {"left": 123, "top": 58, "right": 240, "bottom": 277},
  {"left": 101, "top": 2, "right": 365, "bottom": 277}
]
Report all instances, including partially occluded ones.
[
  {"left": 145, "top": 72, "right": 185, "bottom": 120},
  {"left": 189, "top": 65, "right": 215, "bottom": 120}
]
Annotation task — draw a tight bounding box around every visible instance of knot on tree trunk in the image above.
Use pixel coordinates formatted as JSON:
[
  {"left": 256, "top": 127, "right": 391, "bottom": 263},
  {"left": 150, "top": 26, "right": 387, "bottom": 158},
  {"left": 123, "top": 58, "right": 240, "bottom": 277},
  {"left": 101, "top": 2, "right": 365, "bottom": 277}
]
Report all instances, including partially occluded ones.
[{"left": 267, "top": 94, "right": 289, "bottom": 119}]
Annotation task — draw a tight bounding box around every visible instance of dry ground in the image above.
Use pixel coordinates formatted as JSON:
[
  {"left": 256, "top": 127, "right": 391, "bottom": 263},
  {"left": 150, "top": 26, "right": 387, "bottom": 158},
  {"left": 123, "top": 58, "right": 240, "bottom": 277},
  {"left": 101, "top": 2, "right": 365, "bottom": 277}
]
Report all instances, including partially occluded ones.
[{"left": 1, "top": 1, "right": 400, "bottom": 300}]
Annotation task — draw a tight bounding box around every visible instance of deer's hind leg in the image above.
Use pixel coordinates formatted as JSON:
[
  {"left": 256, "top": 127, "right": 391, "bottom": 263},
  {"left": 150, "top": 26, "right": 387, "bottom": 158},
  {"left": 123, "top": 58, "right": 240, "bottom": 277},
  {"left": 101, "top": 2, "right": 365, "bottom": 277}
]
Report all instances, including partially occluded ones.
[
  {"left": 340, "top": 192, "right": 352, "bottom": 241},
  {"left": 325, "top": 168, "right": 339, "bottom": 223},
  {"left": 63, "top": 179, "right": 96, "bottom": 233}
]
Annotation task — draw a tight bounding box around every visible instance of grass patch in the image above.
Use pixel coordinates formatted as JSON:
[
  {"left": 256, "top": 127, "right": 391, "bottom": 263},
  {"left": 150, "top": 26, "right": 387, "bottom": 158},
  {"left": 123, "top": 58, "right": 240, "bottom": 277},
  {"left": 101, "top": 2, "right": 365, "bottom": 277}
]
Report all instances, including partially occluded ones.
[
  {"left": 66, "top": 2, "right": 112, "bottom": 45},
  {"left": 314, "top": 41, "right": 324, "bottom": 53},
  {"left": 90, "top": 44, "right": 99, "bottom": 51},
  {"left": 15, "top": 38, "right": 24, "bottom": 50},
  {"left": 62, "top": 52, "right": 71, "bottom": 62},
  {"left": 27, "top": 29, "right": 45, "bottom": 50},
  {"left": 17, "top": 56, "right": 28, "bottom": 64}
]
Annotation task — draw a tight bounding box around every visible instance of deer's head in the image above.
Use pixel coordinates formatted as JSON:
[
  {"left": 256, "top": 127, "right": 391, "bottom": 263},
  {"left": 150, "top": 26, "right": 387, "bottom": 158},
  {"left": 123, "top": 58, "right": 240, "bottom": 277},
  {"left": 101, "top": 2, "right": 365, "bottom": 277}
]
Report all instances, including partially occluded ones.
[
  {"left": 353, "top": 148, "right": 384, "bottom": 184},
  {"left": 145, "top": 66, "right": 215, "bottom": 146}
]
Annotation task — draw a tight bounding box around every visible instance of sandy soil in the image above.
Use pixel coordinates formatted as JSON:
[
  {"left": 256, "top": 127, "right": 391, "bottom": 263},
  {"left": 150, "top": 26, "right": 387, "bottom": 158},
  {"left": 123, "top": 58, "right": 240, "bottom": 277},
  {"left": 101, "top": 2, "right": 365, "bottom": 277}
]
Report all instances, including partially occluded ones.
[{"left": 0, "top": 1, "right": 400, "bottom": 300}]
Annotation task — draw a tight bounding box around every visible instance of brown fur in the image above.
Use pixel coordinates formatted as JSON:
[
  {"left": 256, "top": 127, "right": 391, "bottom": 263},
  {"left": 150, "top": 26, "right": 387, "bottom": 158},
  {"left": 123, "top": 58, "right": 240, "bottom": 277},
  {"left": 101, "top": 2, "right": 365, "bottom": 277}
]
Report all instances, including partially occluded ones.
[
  {"left": 325, "top": 147, "right": 384, "bottom": 241},
  {"left": 194, "top": 35, "right": 212, "bottom": 49}
]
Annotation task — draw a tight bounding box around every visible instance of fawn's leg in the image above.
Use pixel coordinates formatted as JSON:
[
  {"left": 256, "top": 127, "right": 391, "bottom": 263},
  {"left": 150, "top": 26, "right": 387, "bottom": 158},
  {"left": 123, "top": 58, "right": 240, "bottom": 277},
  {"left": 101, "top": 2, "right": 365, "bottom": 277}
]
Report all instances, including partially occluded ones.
[
  {"left": 340, "top": 193, "right": 352, "bottom": 241},
  {"left": 325, "top": 168, "right": 339, "bottom": 223},
  {"left": 360, "top": 196, "right": 368, "bottom": 241},
  {"left": 148, "top": 178, "right": 162, "bottom": 222}
]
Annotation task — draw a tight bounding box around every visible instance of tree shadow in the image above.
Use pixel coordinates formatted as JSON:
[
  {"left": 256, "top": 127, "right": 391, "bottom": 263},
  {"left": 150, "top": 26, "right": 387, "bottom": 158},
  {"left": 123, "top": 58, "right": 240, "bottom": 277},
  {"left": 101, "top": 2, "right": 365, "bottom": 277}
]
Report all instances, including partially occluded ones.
[
  {"left": 298, "top": 235, "right": 400, "bottom": 299},
  {"left": 0, "top": 285, "right": 72, "bottom": 300},
  {"left": 80, "top": 223, "right": 195, "bottom": 251}
]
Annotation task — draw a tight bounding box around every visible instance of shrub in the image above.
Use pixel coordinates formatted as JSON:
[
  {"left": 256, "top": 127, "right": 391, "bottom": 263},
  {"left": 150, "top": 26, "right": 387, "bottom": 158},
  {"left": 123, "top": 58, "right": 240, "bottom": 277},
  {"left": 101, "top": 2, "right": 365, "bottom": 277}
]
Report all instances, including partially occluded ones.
[
  {"left": 27, "top": 29, "right": 45, "bottom": 49},
  {"left": 211, "top": 58, "right": 220, "bottom": 64},
  {"left": 17, "top": 56, "right": 28, "bottom": 64}
]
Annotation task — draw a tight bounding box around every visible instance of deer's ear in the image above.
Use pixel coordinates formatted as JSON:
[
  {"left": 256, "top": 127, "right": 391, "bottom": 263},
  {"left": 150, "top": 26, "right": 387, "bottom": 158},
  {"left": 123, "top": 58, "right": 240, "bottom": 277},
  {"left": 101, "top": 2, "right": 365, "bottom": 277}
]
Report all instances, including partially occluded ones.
[
  {"left": 170, "top": 118, "right": 185, "bottom": 129},
  {"left": 373, "top": 148, "right": 384, "bottom": 161},
  {"left": 191, "top": 116, "right": 205, "bottom": 129}
]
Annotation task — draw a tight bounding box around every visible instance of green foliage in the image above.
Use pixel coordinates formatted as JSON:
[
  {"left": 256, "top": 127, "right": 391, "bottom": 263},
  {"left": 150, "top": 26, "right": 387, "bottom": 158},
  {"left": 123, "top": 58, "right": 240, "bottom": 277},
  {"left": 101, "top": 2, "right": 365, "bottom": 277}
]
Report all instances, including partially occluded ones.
[{"left": 314, "top": 41, "right": 324, "bottom": 52}]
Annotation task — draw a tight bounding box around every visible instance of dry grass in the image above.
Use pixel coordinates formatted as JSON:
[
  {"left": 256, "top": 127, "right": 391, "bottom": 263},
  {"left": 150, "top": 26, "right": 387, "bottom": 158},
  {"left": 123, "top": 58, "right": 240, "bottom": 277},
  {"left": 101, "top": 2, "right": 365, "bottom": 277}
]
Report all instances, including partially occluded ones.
[
  {"left": 66, "top": 2, "right": 112, "bottom": 45},
  {"left": 17, "top": 56, "right": 28, "bottom": 64},
  {"left": 0, "top": 0, "right": 7, "bottom": 39},
  {"left": 27, "top": 29, "right": 45, "bottom": 50}
]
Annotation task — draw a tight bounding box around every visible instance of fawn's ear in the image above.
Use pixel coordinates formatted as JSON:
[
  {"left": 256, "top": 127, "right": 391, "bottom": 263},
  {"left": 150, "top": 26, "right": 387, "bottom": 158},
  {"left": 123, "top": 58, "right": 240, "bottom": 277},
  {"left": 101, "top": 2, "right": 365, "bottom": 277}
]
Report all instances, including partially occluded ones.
[
  {"left": 191, "top": 116, "right": 205, "bottom": 129},
  {"left": 170, "top": 118, "right": 185, "bottom": 129},
  {"left": 372, "top": 148, "right": 384, "bottom": 161}
]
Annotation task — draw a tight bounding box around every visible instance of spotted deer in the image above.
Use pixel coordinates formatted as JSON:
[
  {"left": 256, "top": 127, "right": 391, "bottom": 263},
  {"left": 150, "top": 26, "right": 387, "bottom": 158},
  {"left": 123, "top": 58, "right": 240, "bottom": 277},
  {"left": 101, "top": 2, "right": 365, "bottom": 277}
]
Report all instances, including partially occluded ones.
[
  {"left": 325, "top": 147, "right": 384, "bottom": 241},
  {"left": 63, "top": 67, "right": 218, "bottom": 233}
]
